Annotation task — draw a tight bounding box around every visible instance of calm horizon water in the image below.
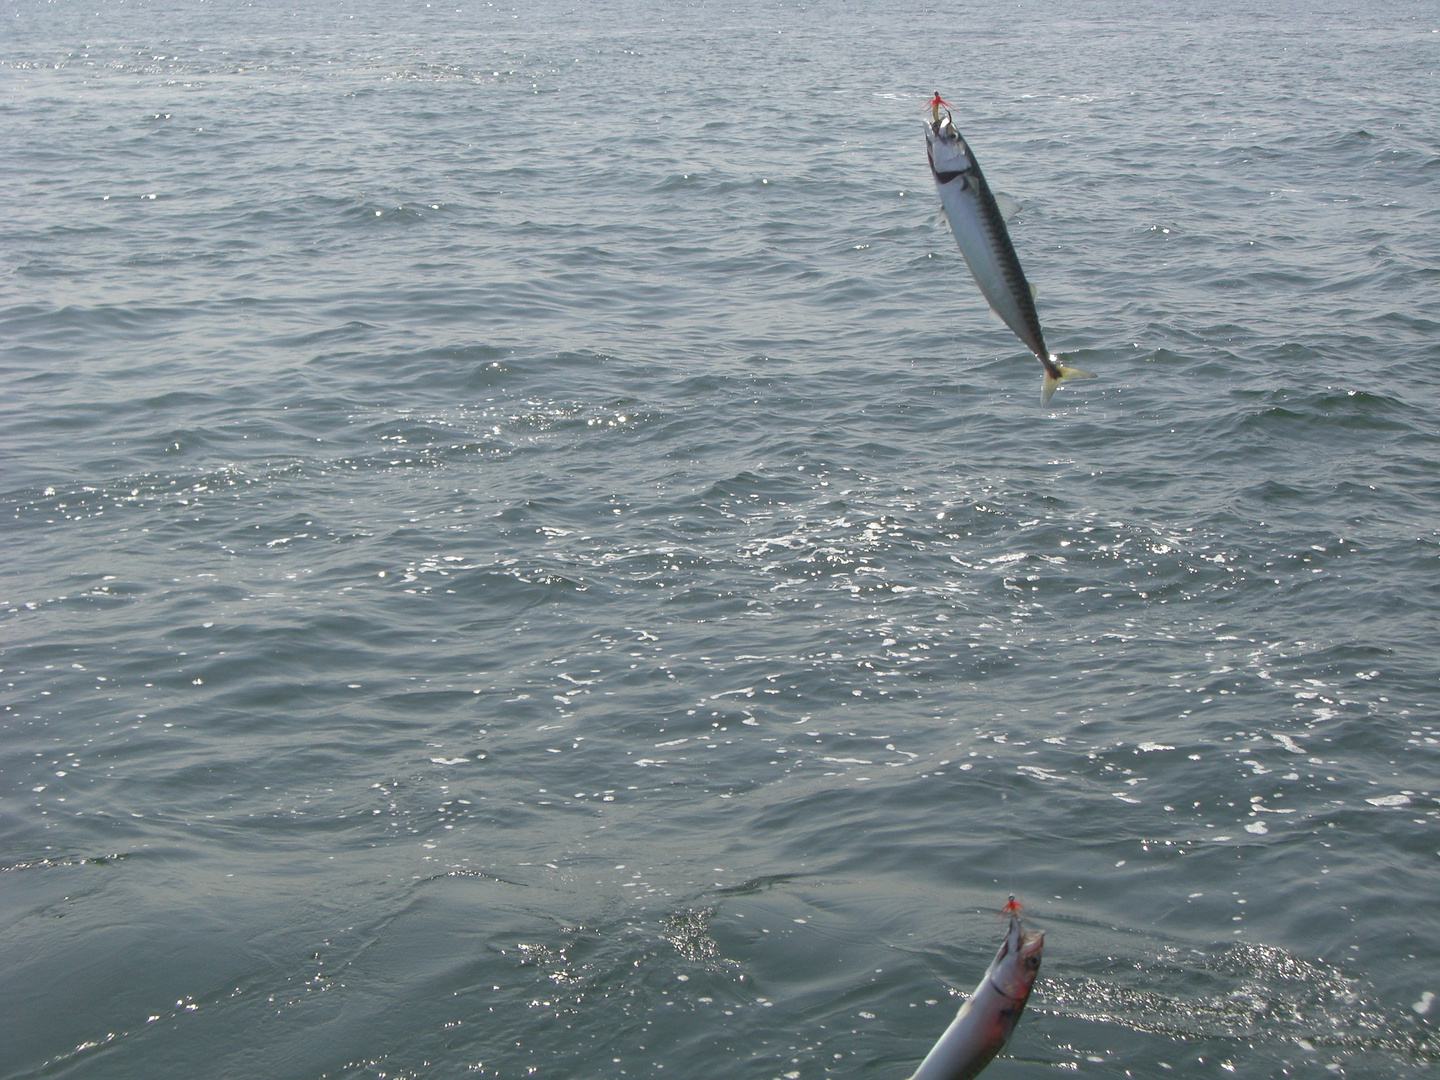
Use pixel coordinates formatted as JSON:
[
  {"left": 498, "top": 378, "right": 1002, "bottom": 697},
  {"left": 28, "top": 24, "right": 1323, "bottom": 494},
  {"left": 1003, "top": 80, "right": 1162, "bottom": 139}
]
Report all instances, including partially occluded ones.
[{"left": 4, "top": 1, "right": 1440, "bottom": 1077}]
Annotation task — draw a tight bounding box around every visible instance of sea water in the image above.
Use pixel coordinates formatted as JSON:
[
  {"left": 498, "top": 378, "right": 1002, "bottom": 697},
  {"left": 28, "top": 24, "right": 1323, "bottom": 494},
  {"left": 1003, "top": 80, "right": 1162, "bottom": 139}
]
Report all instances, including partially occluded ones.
[{"left": 4, "top": 1, "right": 1440, "bottom": 1076}]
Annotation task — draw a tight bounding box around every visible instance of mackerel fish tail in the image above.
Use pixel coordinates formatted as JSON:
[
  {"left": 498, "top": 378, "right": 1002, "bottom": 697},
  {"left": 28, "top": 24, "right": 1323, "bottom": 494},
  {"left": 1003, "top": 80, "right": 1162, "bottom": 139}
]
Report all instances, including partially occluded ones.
[{"left": 1040, "top": 355, "right": 1096, "bottom": 407}]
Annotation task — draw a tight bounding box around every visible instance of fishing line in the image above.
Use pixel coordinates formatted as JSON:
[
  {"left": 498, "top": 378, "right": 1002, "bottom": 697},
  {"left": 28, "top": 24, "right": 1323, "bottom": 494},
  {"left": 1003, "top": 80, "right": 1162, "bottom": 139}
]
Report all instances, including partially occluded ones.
[{"left": 1001, "top": 788, "right": 1015, "bottom": 903}]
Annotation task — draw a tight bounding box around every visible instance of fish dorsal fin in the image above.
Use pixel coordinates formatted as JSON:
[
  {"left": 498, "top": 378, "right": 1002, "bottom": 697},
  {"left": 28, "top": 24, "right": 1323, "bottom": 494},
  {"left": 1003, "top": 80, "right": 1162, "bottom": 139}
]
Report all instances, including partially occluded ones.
[
  {"left": 993, "top": 191, "right": 1022, "bottom": 221},
  {"left": 1029, "top": 282, "right": 1038, "bottom": 300}
]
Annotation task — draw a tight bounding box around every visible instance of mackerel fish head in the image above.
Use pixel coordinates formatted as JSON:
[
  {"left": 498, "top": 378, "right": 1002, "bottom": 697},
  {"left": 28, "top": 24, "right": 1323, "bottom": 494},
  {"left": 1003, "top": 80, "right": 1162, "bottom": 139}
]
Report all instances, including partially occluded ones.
[
  {"left": 924, "top": 110, "right": 977, "bottom": 179},
  {"left": 986, "top": 910, "right": 1045, "bottom": 1001}
]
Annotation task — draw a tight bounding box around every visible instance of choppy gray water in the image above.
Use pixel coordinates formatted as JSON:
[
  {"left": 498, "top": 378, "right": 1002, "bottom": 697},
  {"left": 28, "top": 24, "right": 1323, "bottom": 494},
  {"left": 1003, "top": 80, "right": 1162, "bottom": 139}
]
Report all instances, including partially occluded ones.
[{"left": 4, "top": 1, "right": 1440, "bottom": 1077}]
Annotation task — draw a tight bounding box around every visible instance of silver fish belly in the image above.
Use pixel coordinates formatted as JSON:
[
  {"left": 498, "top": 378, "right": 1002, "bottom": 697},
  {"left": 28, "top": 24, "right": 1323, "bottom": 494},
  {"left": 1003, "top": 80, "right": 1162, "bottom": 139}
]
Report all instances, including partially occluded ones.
[
  {"left": 907, "top": 903, "right": 1044, "bottom": 1080},
  {"left": 924, "top": 103, "right": 1093, "bottom": 405}
]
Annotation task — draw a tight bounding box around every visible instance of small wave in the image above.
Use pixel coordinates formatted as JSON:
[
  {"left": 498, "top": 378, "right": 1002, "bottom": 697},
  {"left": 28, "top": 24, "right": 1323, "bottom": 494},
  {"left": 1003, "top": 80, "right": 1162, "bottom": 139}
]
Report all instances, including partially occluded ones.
[{"left": 1041, "top": 940, "right": 1438, "bottom": 1059}]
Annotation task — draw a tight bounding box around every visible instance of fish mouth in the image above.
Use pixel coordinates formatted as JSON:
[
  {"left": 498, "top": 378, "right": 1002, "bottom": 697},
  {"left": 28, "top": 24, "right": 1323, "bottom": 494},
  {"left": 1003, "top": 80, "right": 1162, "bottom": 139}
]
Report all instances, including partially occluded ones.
[
  {"left": 929, "top": 111, "right": 962, "bottom": 143},
  {"left": 924, "top": 117, "right": 971, "bottom": 177},
  {"left": 1005, "top": 911, "right": 1044, "bottom": 963},
  {"left": 1017, "top": 925, "right": 1045, "bottom": 983}
]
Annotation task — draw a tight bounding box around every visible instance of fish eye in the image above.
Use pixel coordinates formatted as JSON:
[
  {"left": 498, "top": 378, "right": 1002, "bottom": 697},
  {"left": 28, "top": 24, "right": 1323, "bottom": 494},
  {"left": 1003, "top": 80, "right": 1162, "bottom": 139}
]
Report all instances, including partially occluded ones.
[{"left": 1026, "top": 956, "right": 1040, "bottom": 970}]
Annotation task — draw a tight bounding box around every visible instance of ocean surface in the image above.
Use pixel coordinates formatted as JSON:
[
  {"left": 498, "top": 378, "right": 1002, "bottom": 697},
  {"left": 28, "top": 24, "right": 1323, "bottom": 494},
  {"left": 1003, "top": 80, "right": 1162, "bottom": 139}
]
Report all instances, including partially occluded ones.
[{"left": 4, "top": 1, "right": 1440, "bottom": 1077}]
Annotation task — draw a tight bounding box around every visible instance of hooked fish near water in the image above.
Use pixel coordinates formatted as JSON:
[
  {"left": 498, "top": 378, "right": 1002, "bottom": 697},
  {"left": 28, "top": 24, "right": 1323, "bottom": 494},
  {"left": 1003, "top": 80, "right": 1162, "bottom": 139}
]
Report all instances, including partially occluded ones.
[
  {"left": 906, "top": 898, "right": 1044, "bottom": 1080},
  {"left": 924, "top": 93, "right": 1094, "bottom": 405}
]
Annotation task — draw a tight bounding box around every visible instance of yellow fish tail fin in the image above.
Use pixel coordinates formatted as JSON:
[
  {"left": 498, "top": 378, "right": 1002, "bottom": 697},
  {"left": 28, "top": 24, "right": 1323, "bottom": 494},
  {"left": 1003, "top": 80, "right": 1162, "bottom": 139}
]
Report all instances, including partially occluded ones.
[{"left": 1040, "top": 357, "right": 1096, "bottom": 406}]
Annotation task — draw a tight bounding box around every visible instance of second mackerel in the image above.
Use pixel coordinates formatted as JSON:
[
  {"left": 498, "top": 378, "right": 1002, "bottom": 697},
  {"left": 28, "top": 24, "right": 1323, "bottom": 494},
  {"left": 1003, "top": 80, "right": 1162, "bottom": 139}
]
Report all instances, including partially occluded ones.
[
  {"left": 923, "top": 94, "right": 1094, "bottom": 406},
  {"left": 906, "top": 898, "right": 1044, "bottom": 1080}
]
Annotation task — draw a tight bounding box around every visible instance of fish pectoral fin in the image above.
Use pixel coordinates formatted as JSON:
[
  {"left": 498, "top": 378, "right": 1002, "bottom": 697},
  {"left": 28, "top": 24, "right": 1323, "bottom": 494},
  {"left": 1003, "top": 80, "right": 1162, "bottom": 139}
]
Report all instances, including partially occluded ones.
[{"left": 1040, "top": 361, "right": 1097, "bottom": 406}]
